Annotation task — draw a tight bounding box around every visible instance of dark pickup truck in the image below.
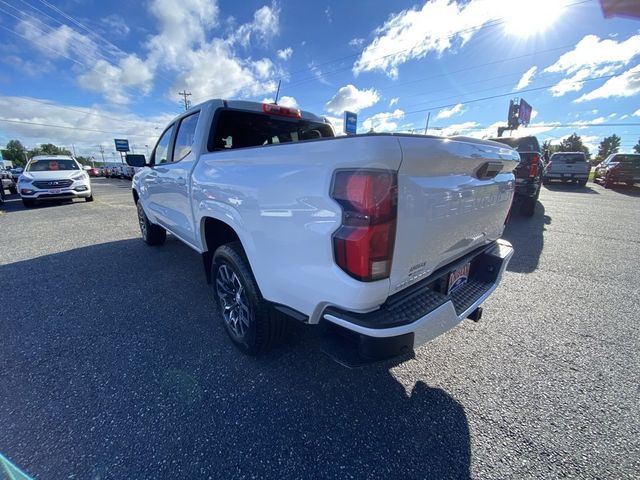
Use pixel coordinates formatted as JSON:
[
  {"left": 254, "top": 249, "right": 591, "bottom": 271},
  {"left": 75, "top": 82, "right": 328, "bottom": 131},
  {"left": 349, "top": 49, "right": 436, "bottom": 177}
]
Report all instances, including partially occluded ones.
[
  {"left": 593, "top": 153, "right": 640, "bottom": 188},
  {"left": 488, "top": 136, "right": 544, "bottom": 217}
]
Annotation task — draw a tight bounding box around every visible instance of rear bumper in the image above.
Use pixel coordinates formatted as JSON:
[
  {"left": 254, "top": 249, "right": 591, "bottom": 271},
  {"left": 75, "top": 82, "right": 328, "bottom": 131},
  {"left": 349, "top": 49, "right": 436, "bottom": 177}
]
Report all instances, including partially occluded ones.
[
  {"left": 323, "top": 239, "right": 513, "bottom": 356},
  {"left": 544, "top": 172, "right": 588, "bottom": 180}
]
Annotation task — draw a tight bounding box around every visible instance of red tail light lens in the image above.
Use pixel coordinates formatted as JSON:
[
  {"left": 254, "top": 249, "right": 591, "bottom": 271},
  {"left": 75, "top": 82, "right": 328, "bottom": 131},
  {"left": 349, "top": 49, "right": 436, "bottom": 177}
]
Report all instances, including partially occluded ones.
[
  {"left": 529, "top": 154, "right": 539, "bottom": 177},
  {"left": 331, "top": 170, "right": 397, "bottom": 281},
  {"left": 262, "top": 103, "right": 302, "bottom": 118}
]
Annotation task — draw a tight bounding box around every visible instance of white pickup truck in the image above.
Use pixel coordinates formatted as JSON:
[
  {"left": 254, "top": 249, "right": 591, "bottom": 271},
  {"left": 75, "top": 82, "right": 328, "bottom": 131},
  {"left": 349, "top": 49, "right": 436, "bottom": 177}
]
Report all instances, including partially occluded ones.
[{"left": 127, "top": 100, "right": 518, "bottom": 361}]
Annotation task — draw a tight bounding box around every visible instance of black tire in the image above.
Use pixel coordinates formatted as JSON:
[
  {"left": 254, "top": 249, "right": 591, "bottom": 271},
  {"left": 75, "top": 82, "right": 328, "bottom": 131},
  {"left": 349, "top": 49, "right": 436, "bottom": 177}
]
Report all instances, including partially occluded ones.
[
  {"left": 578, "top": 180, "right": 587, "bottom": 187},
  {"left": 212, "top": 242, "right": 287, "bottom": 355},
  {"left": 0, "top": 187, "right": 5, "bottom": 202},
  {"left": 136, "top": 201, "right": 166, "bottom": 245},
  {"left": 85, "top": 194, "right": 94, "bottom": 202},
  {"left": 22, "top": 198, "right": 36, "bottom": 208},
  {"left": 9, "top": 185, "right": 17, "bottom": 195},
  {"left": 604, "top": 176, "right": 613, "bottom": 189},
  {"left": 520, "top": 197, "right": 536, "bottom": 217}
]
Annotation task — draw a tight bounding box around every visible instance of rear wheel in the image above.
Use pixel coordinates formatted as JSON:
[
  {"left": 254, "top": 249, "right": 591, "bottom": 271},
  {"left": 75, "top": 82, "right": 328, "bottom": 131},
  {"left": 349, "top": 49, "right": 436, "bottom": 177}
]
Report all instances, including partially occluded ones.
[
  {"left": 136, "top": 201, "right": 166, "bottom": 245},
  {"left": 212, "top": 242, "right": 287, "bottom": 355},
  {"left": 604, "top": 175, "right": 614, "bottom": 189}
]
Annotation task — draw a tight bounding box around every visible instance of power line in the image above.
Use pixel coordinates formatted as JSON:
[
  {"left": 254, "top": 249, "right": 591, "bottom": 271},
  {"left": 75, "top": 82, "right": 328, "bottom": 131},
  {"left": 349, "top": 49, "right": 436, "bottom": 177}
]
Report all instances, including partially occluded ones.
[{"left": 0, "top": 118, "right": 154, "bottom": 138}]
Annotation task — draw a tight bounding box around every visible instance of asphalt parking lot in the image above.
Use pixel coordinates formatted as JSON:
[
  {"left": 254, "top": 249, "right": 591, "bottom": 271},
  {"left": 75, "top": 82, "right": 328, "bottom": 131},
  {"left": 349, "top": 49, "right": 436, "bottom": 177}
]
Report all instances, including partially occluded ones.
[{"left": 1, "top": 178, "right": 639, "bottom": 479}]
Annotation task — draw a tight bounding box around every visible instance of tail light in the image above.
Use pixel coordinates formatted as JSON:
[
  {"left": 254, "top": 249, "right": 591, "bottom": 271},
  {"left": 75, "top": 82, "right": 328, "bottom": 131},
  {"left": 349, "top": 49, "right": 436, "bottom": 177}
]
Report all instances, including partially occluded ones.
[
  {"left": 331, "top": 170, "right": 397, "bottom": 281},
  {"left": 529, "top": 154, "right": 539, "bottom": 177},
  {"left": 262, "top": 103, "right": 302, "bottom": 118}
]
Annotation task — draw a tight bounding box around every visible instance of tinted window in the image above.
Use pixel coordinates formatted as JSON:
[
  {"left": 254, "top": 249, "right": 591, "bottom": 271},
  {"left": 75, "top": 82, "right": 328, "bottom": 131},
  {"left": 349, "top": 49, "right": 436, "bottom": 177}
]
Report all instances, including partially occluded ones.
[
  {"left": 209, "top": 109, "right": 334, "bottom": 151},
  {"left": 489, "top": 136, "right": 540, "bottom": 152},
  {"left": 152, "top": 125, "right": 175, "bottom": 165},
  {"left": 612, "top": 154, "right": 640, "bottom": 164},
  {"left": 173, "top": 112, "right": 200, "bottom": 161},
  {"left": 550, "top": 153, "right": 586, "bottom": 162},
  {"left": 26, "top": 159, "right": 79, "bottom": 171}
]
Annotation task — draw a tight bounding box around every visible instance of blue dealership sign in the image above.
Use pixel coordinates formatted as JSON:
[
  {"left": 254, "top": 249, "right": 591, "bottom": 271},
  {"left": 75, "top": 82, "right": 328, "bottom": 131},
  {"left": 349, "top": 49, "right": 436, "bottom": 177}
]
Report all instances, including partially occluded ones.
[
  {"left": 114, "top": 138, "right": 130, "bottom": 152},
  {"left": 344, "top": 111, "right": 357, "bottom": 135}
]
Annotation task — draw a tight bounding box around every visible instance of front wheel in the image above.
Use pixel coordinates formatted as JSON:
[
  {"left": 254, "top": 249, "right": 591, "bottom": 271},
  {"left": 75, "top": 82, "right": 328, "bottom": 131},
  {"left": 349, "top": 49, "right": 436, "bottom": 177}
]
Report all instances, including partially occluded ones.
[
  {"left": 22, "top": 198, "right": 36, "bottom": 208},
  {"left": 85, "top": 194, "right": 94, "bottom": 202},
  {"left": 578, "top": 180, "right": 587, "bottom": 187},
  {"left": 604, "top": 176, "right": 614, "bottom": 189},
  {"left": 212, "top": 242, "right": 286, "bottom": 355},
  {"left": 136, "top": 201, "right": 166, "bottom": 245}
]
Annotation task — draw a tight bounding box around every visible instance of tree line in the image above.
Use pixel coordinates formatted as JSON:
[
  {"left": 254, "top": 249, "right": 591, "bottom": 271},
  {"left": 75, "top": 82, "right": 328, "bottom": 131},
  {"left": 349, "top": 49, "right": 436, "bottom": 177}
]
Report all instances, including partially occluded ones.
[
  {"left": 1, "top": 140, "right": 99, "bottom": 167},
  {"left": 542, "top": 133, "right": 640, "bottom": 164}
]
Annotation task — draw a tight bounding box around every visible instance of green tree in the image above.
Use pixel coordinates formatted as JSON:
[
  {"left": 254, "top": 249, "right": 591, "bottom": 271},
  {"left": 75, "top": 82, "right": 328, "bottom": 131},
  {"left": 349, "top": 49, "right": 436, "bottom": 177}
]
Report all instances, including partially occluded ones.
[
  {"left": 557, "top": 132, "right": 591, "bottom": 160},
  {"left": 542, "top": 140, "right": 558, "bottom": 156},
  {"left": 596, "top": 134, "right": 621, "bottom": 161},
  {"left": 28, "top": 143, "right": 72, "bottom": 157},
  {"left": 633, "top": 137, "right": 640, "bottom": 154},
  {"left": 1, "top": 139, "right": 28, "bottom": 167}
]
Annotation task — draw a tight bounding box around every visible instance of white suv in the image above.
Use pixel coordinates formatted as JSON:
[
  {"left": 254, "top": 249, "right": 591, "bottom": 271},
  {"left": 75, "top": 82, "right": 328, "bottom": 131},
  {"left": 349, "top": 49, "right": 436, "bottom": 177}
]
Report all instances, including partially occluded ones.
[{"left": 18, "top": 155, "right": 93, "bottom": 207}]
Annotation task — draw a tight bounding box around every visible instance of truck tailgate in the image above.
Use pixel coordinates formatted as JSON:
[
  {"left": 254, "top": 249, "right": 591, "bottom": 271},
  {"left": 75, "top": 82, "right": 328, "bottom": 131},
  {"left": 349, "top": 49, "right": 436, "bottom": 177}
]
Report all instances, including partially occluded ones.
[{"left": 389, "top": 136, "right": 520, "bottom": 294}]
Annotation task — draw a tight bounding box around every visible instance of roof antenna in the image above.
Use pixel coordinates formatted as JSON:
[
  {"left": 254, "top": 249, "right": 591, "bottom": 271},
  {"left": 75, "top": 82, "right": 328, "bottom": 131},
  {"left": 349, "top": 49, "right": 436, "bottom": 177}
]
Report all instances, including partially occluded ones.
[{"left": 274, "top": 79, "right": 281, "bottom": 105}]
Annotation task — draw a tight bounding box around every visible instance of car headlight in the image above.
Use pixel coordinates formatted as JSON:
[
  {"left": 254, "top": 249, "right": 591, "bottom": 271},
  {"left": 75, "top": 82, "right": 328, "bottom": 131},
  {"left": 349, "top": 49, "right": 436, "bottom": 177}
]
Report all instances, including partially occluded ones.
[
  {"left": 71, "top": 173, "right": 88, "bottom": 181},
  {"left": 19, "top": 176, "right": 33, "bottom": 184}
]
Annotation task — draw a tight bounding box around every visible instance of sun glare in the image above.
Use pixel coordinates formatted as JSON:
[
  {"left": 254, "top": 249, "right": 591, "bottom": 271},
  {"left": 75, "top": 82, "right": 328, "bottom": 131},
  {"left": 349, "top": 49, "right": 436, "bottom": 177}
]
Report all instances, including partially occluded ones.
[{"left": 503, "top": 0, "right": 566, "bottom": 37}]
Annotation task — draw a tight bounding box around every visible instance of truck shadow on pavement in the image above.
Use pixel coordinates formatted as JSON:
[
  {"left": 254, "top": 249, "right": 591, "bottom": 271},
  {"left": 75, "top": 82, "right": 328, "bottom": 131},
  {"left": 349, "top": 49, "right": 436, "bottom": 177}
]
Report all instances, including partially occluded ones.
[
  {"left": 502, "top": 202, "right": 550, "bottom": 274},
  {"left": 0, "top": 238, "right": 471, "bottom": 479}
]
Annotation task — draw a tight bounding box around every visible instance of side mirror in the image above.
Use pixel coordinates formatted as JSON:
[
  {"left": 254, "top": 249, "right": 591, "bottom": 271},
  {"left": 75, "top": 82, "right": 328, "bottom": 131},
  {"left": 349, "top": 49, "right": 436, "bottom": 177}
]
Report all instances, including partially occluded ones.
[{"left": 126, "top": 154, "right": 147, "bottom": 167}]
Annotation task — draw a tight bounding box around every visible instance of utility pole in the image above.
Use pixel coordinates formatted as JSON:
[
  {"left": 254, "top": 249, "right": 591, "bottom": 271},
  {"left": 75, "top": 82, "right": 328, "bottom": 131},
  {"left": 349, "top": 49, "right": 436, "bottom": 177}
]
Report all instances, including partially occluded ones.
[
  {"left": 71, "top": 144, "right": 77, "bottom": 157},
  {"left": 178, "top": 90, "right": 192, "bottom": 111},
  {"left": 99, "top": 145, "right": 105, "bottom": 165}
]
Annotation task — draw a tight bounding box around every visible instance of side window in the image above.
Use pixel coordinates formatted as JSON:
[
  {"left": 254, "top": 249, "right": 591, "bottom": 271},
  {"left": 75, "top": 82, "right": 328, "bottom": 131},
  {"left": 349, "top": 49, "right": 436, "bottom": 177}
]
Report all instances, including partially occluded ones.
[
  {"left": 151, "top": 124, "right": 175, "bottom": 165},
  {"left": 173, "top": 112, "right": 200, "bottom": 162}
]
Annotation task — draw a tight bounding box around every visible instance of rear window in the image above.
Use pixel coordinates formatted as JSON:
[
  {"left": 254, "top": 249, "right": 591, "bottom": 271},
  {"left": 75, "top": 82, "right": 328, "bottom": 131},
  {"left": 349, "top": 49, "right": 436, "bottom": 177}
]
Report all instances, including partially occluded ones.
[
  {"left": 209, "top": 109, "right": 334, "bottom": 151},
  {"left": 611, "top": 154, "right": 640, "bottom": 164},
  {"left": 489, "top": 136, "right": 540, "bottom": 153},
  {"left": 26, "top": 159, "right": 79, "bottom": 171},
  {"left": 550, "top": 153, "right": 586, "bottom": 162}
]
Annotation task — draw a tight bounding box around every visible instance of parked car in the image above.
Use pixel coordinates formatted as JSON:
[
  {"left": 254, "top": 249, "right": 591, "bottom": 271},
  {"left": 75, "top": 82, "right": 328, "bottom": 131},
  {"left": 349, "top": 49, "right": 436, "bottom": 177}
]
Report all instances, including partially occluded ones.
[
  {"left": 18, "top": 155, "right": 93, "bottom": 207},
  {"left": 87, "top": 167, "right": 101, "bottom": 177},
  {"left": 10, "top": 167, "right": 23, "bottom": 184},
  {"left": 126, "top": 99, "right": 518, "bottom": 362},
  {"left": 593, "top": 153, "right": 640, "bottom": 188},
  {"left": 488, "top": 135, "right": 545, "bottom": 217},
  {"left": 1, "top": 167, "right": 18, "bottom": 201},
  {"left": 543, "top": 152, "right": 590, "bottom": 186}
]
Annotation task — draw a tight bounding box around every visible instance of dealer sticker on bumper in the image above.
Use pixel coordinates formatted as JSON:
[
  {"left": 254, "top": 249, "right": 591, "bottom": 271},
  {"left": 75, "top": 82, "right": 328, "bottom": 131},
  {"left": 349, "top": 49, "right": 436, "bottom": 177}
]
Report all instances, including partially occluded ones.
[{"left": 447, "top": 262, "right": 470, "bottom": 295}]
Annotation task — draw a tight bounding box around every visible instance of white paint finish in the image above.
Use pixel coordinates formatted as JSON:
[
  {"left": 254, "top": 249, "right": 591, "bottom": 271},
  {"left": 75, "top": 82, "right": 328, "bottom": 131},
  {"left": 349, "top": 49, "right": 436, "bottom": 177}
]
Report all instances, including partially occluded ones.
[
  {"left": 324, "top": 239, "right": 514, "bottom": 345},
  {"left": 390, "top": 136, "right": 519, "bottom": 294},
  {"left": 133, "top": 99, "right": 519, "bottom": 326}
]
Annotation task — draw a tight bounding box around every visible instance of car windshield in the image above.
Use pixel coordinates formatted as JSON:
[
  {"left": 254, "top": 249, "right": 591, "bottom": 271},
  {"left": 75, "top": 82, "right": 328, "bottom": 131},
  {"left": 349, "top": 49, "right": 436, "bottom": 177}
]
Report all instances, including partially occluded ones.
[
  {"left": 611, "top": 154, "right": 640, "bottom": 164},
  {"left": 551, "top": 153, "right": 585, "bottom": 162},
  {"left": 26, "top": 159, "right": 79, "bottom": 171}
]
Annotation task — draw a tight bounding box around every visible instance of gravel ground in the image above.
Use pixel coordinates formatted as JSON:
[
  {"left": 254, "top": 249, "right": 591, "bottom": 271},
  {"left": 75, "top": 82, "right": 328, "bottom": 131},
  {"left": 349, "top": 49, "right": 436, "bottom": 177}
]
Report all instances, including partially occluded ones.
[{"left": 0, "top": 178, "right": 638, "bottom": 479}]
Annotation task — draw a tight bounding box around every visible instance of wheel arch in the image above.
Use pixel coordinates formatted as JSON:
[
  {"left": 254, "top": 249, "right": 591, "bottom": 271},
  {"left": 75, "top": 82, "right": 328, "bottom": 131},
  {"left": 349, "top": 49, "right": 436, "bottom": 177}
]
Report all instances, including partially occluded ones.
[{"left": 200, "top": 216, "right": 245, "bottom": 283}]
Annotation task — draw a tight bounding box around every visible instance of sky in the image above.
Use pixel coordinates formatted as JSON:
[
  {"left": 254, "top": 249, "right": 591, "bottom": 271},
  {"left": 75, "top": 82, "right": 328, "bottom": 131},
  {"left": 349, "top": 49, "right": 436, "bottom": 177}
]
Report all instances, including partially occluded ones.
[{"left": 0, "top": 0, "right": 639, "bottom": 161}]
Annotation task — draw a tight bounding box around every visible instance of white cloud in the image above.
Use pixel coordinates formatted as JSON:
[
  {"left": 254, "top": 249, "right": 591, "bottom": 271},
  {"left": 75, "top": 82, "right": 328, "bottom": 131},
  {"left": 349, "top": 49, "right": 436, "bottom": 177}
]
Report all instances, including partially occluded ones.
[
  {"left": 307, "top": 61, "right": 331, "bottom": 85},
  {"left": 362, "top": 109, "right": 404, "bottom": 132},
  {"left": 545, "top": 34, "right": 640, "bottom": 96},
  {"left": 277, "top": 47, "right": 293, "bottom": 60},
  {"left": 232, "top": 2, "right": 280, "bottom": 47},
  {"left": 435, "top": 103, "right": 465, "bottom": 120},
  {"left": 261, "top": 95, "right": 298, "bottom": 108},
  {"left": 633, "top": 109, "right": 640, "bottom": 117},
  {"left": 530, "top": 109, "right": 538, "bottom": 120},
  {"left": 325, "top": 6, "right": 332, "bottom": 24},
  {"left": 100, "top": 14, "right": 130, "bottom": 37},
  {"left": 16, "top": 20, "right": 100, "bottom": 62},
  {"left": 389, "top": 97, "right": 399, "bottom": 107},
  {"left": 353, "top": 0, "right": 510, "bottom": 78},
  {"left": 440, "top": 121, "right": 479, "bottom": 136},
  {"left": 620, "top": 114, "right": 630, "bottom": 119},
  {"left": 324, "top": 84, "right": 380, "bottom": 114},
  {"left": 78, "top": 55, "right": 154, "bottom": 105},
  {"left": 349, "top": 38, "right": 365, "bottom": 48},
  {"left": 0, "top": 95, "right": 173, "bottom": 158},
  {"left": 516, "top": 66, "right": 537, "bottom": 90},
  {"left": 575, "top": 64, "right": 640, "bottom": 102}
]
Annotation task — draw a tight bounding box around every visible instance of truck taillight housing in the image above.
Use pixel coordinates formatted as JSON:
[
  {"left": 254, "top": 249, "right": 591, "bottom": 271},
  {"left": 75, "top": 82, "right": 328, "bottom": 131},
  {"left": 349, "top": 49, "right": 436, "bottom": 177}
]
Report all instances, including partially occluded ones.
[
  {"left": 331, "top": 170, "right": 397, "bottom": 282},
  {"left": 529, "top": 154, "right": 540, "bottom": 177}
]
